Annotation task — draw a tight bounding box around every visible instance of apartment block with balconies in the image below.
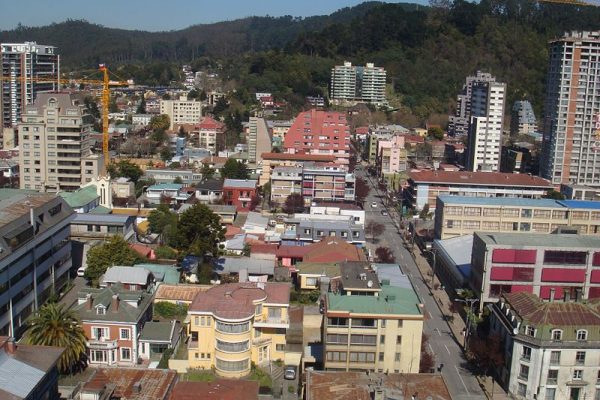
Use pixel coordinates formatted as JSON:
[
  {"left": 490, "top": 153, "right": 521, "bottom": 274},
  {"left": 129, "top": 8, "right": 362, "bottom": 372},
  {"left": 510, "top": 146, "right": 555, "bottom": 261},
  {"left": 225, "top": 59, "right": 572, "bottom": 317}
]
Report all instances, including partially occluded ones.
[
  {"left": 301, "top": 163, "right": 355, "bottom": 206},
  {"left": 270, "top": 166, "right": 302, "bottom": 204},
  {"left": 186, "top": 282, "right": 290, "bottom": 378},
  {"left": 160, "top": 96, "right": 202, "bottom": 130}
]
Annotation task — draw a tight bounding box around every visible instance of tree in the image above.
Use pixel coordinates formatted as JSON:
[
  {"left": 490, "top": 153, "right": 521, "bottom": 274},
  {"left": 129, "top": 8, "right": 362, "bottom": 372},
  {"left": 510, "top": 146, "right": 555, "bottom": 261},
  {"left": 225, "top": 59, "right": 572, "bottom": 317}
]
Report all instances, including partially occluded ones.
[
  {"left": 155, "top": 245, "right": 177, "bottom": 259},
  {"left": 419, "top": 203, "right": 431, "bottom": 220},
  {"left": 200, "top": 163, "right": 215, "bottom": 179},
  {"left": 137, "top": 96, "right": 146, "bottom": 114},
  {"left": 375, "top": 246, "right": 396, "bottom": 263},
  {"left": 543, "top": 189, "right": 565, "bottom": 200},
  {"left": 153, "top": 301, "right": 188, "bottom": 319},
  {"left": 148, "top": 204, "right": 179, "bottom": 243},
  {"left": 469, "top": 334, "right": 504, "bottom": 389},
  {"left": 160, "top": 147, "right": 173, "bottom": 162},
  {"left": 173, "top": 176, "right": 183, "bottom": 184},
  {"left": 197, "top": 262, "right": 214, "bottom": 284},
  {"left": 355, "top": 177, "right": 370, "bottom": 205},
  {"left": 149, "top": 114, "right": 170, "bottom": 131},
  {"left": 283, "top": 193, "right": 305, "bottom": 214},
  {"left": 249, "top": 194, "right": 261, "bottom": 211},
  {"left": 172, "top": 203, "right": 225, "bottom": 257},
  {"left": 365, "top": 221, "right": 385, "bottom": 243},
  {"left": 221, "top": 158, "right": 249, "bottom": 179},
  {"left": 85, "top": 236, "right": 144, "bottom": 286},
  {"left": 25, "top": 303, "right": 87, "bottom": 374},
  {"left": 107, "top": 160, "right": 144, "bottom": 183},
  {"left": 419, "top": 333, "right": 435, "bottom": 373},
  {"left": 427, "top": 126, "right": 444, "bottom": 140}
]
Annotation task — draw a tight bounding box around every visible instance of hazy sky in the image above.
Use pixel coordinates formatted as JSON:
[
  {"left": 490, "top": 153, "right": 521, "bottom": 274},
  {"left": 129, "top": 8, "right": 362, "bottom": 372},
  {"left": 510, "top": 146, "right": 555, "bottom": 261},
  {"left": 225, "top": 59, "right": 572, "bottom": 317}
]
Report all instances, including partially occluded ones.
[{"left": 1, "top": 0, "right": 420, "bottom": 32}]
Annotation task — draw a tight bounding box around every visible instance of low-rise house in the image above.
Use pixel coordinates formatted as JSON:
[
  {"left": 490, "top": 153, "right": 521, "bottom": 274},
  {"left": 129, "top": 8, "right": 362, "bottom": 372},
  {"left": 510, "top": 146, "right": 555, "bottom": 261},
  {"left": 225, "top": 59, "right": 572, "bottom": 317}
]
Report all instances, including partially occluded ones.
[
  {"left": 296, "top": 262, "right": 341, "bottom": 291},
  {"left": 129, "top": 243, "right": 156, "bottom": 260},
  {"left": 69, "top": 213, "right": 135, "bottom": 241},
  {"left": 222, "top": 179, "right": 258, "bottom": 211},
  {"left": 242, "top": 211, "right": 269, "bottom": 234},
  {"left": 144, "top": 169, "right": 203, "bottom": 185},
  {"left": 0, "top": 337, "right": 64, "bottom": 400},
  {"left": 276, "top": 237, "right": 366, "bottom": 268},
  {"left": 139, "top": 320, "right": 183, "bottom": 362},
  {"left": 77, "top": 367, "right": 177, "bottom": 400},
  {"left": 282, "top": 214, "right": 365, "bottom": 244},
  {"left": 59, "top": 185, "right": 100, "bottom": 213},
  {"left": 146, "top": 183, "right": 194, "bottom": 205},
  {"left": 310, "top": 203, "right": 365, "bottom": 225},
  {"left": 112, "top": 177, "right": 135, "bottom": 199},
  {"left": 134, "top": 263, "right": 180, "bottom": 285},
  {"left": 489, "top": 292, "right": 600, "bottom": 400},
  {"left": 213, "top": 257, "right": 275, "bottom": 277},
  {"left": 101, "top": 266, "right": 156, "bottom": 291},
  {"left": 154, "top": 284, "right": 210, "bottom": 305},
  {"left": 168, "top": 380, "right": 259, "bottom": 400},
  {"left": 195, "top": 178, "right": 223, "bottom": 204},
  {"left": 207, "top": 204, "right": 237, "bottom": 224},
  {"left": 72, "top": 285, "right": 153, "bottom": 366}
]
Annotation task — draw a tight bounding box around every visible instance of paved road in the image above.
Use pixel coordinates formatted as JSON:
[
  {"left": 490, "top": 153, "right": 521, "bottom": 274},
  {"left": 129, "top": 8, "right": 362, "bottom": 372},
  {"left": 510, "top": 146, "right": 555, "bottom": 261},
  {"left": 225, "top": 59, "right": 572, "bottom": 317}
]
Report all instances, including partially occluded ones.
[{"left": 358, "top": 167, "right": 485, "bottom": 400}]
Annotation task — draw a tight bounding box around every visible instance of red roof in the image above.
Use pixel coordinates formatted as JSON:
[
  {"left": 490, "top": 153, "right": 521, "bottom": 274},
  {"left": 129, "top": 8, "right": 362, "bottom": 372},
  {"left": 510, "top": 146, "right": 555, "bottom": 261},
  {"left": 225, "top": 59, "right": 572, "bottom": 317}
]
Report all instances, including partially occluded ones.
[
  {"left": 129, "top": 243, "right": 156, "bottom": 260},
  {"left": 197, "top": 116, "right": 225, "bottom": 131},
  {"left": 303, "top": 237, "right": 366, "bottom": 263},
  {"left": 355, "top": 126, "right": 370, "bottom": 134},
  {"left": 169, "top": 380, "right": 259, "bottom": 400},
  {"left": 409, "top": 170, "right": 553, "bottom": 188},
  {"left": 261, "top": 152, "right": 336, "bottom": 162},
  {"left": 250, "top": 243, "right": 279, "bottom": 255},
  {"left": 83, "top": 368, "right": 177, "bottom": 400},
  {"left": 404, "top": 135, "right": 425, "bottom": 144},
  {"left": 283, "top": 109, "right": 350, "bottom": 153},
  {"left": 225, "top": 225, "right": 242, "bottom": 239},
  {"left": 276, "top": 245, "right": 312, "bottom": 259}
]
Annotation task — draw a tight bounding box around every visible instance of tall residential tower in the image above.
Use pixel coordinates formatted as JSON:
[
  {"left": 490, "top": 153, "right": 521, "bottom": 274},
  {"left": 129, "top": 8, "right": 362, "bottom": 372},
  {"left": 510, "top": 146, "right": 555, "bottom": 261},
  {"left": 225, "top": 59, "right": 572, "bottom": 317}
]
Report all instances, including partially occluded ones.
[
  {"left": 541, "top": 31, "right": 600, "bottom": 187},
  {"left": 330, "top": 62, "right": 387, "bottom": 105}
]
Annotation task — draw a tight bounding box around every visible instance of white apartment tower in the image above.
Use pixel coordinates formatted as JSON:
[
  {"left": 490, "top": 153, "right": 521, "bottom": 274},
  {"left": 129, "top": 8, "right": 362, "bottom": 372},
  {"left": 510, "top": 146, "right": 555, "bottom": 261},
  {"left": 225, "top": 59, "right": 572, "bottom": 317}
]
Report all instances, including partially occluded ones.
[
  {"left": 1, "top": 42, "right": 59, "bottom": 128},
  {"left": 247, "top": 116, "right": 272, "bottom": 165},
  {"left": 330, "top": 61, "right": 386, "bottom": 105},
  {"left": 18, "top": 93, "right": 101, "bottom": 192},
  {"left": 466, "top": 80, "right": 507, "bottom": 172},
  {"left": 449, "top": 71, "right": 497, "bottom": 136},
  {"left": 159, "top": 95, "right": 202, "bottom": 130},
  {"left": 541, "top": 31, "right": 600, "bottom": 187}
]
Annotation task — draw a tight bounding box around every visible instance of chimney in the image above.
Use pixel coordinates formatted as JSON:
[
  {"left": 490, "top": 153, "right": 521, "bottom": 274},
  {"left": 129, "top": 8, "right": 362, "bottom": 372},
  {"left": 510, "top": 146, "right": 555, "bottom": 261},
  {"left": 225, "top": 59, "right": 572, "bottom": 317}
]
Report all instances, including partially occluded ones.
[
  {"left": 86, "top": 293, "right": 93, "bottom": 310},
  {"left": 549, "top": 288, "right": 555, "bottom": 302},
  {"left": 225, "top": 291, "right": 232, "bottom": 298},
  {"left": 575, "top": 288, "right": 582, "bottom": 302},
  {"left": 111, "top": 294, "right": 120, "bottom": 312},
  {"left": 564, "top": 290, "right": 571, "bottom": 302},
  {"left": 5, "top": 338, "right": 17, "bottom": 354}
]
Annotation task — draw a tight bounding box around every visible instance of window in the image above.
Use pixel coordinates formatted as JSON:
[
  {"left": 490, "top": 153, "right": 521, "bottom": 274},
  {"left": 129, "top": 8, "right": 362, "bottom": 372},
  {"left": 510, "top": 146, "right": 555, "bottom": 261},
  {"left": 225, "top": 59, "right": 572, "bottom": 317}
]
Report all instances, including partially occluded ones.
[
  {"left": 394, "top": 352, "right": 401, "bottom": 362},
  {"left": 551, "top": 329, "right": 562, "bottom": 341},
  {"left": 379, "top": 352, "right": 384, "bottom": 361},
  {"left": 326, "top": 334, "right": 347, "bottom": 344},
  {"left": 396, "top": 336, "right": 402, "bottom": 344},
  {"left": 92, "top": 327, "right": 109, "bottom": 340},
  {"left": 380, "top": 335, "right": 385, "bottom": 344},
  {"left": 96, "top": 306, "right": 106, "bottom": 315},
  {"left": 120, "top": 328, "right": 130, "bottom": 340},
  {"left": 305, "top": 277, "right": 318, "bottom": 286},
  {"left": 121, "top": 347, "right": 131, "bottom": 360},
  {"left": 577, "top": 329, "right": 588, "bottom": 341},
  {"left": 194, "top": 316, "right": 199, "bottom": 326},
  {"left": 521, "top": 346, "right": 531, "bottom": 361},
  {"left": 398, "top": 320, "right": 403, "bottom": 328},
  {"left": 255, "top": 304, "right": 262, "bottom": 316},
  {"left": 349, "top": 352, "right": 375, "bottom": 363},
  {"left": 216, "top": 321, "right": 250, "bottom": 334},
  {"left": 573, "top": 369, "right": 583, "bottom": 380},
  {"left": 517, "top": 383, "right": 527, "bottom": 396},
  {"left": 326, "top": 351, "right": 347, "bottom": 362},
  {"left": 550, "top": 351, "right": 561, "bottom": 365},
  {"left": 595, "top": 389, "right": 600, "bottom": 400},
  {"left": 216, "top": 358, "right": 249, "bottom": 372},
  {"left": 350, "top": 334, "right": 376, "bottom": 345},
  {"left": 575, "top": 351, "right": 586, "bottom": 365},
  {"left": 276, "top": 344, "right": 285, "bottom": 352},
  {"left": 547, "top": 369, "right": 558, "bottom": 384},
  {"left": 525, "top": 326, "right": 535, "bottom": 337},
  {"left": 380, "top": 319, "right": 386, "bottom": 328},
  {"left": 545, "top": 388, "right": 556, "bottom": 400},
  {"left": 216, "top": 339, "right": 249, "bottom": 353},
  {"left": 519, "top": 364, "right": 529, "bottom": 380},
  {"left": 254, "top": 328, "right": 261, "bottom": 338},
  {"left": 327, "top": 317, "right": 348, "bottom": 326}
]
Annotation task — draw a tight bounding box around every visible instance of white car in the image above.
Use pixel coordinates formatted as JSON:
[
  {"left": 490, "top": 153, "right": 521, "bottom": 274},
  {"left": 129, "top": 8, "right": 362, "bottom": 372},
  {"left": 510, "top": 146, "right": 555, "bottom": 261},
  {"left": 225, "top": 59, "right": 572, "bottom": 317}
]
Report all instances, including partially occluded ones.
[
  {"left": 371, "top": 202, "right": 378, "bottom": 208},
  {"left": 284, "top": 366, "right": 297, "bottom": 380}
]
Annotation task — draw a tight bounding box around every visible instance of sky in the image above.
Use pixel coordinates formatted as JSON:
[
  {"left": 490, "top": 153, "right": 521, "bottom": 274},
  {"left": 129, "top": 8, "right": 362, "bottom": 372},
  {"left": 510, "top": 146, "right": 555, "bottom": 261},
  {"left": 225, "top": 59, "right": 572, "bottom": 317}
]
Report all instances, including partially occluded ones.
[{"left": 0, "top": 0, "right": 418, "bottom": 32}]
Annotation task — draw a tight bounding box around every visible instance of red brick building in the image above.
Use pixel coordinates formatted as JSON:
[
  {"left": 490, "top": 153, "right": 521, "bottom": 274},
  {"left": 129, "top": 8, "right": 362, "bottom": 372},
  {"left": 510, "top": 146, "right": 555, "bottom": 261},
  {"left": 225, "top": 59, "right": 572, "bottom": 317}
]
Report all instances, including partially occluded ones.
[
  {"left": 222, "top": 179, "right": 258, "bottom": 211},
  {"left": 283, "top": 109, "right": 351, "bottom": 165}
]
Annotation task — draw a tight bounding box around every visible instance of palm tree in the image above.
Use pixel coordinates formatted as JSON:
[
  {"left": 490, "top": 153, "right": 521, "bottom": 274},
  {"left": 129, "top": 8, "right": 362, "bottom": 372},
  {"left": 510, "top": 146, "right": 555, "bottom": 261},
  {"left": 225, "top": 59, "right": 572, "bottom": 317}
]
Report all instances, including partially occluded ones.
[{"left": 25, "top": 303, "right": 87, "bottom": 374}]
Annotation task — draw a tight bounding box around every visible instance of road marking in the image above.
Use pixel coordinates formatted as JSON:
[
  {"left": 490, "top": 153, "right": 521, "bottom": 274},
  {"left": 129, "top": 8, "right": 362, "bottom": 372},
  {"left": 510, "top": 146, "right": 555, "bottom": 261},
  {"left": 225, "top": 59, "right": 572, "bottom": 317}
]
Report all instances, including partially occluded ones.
[
  {"left": 427, "top": 311, "right": 432, "bottom": 319},
  {"left": 435, "top": 328, "right": 441, "bottom": 336},
  {"left": 444, "top": 344, "right": 451, "bottom": 355},
  {"left": 455, "top": 366, "right": 470, "bottom": 395},
  {"left": 428, "top": 343, "right": 434, "bottom": 353}
]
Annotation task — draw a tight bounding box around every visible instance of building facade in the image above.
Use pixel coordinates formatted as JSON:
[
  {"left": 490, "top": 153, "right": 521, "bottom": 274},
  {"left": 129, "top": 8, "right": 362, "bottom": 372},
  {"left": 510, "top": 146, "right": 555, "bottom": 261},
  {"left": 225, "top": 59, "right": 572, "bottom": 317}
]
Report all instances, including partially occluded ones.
[
  {"left": 222, "top": 179, "right": 258, "bottom": 211},
  {"left": 270, "top": 166, "right": 302, "bottom": 204},
  {"left": 377, "top": 135, "right": 407, "bottom": 178},
  {"left": 448, "top": 71, "right": 497, "bottom": 137},
  {"left": 510, "top": 100, "right": 537, "bottom": 136},
  {"left": 489, "top": 292, "right": 600, "bottom": 400},
  {"left": 187, "top": 282, "right": 290, "bottom": 378},
  {"left": 541, "top": 31, "right": 600, "bottom": 187},
  {"left": 247, "top": 117, "right": 272, "bottom": 165},
  {"left": 301, "top": 163, "right": 355, "bottom": 205},
  {"left": 1, "top": 42, "right": 59, "bottom": 128},
  {"left": 470, "top": 232, "right": 600, "bottom": 311},
  {"left": 0, "top": 190, "right": 73, "bottom": 336},
  {"left": 259, "top": 152, "right": 336, "bottom": 186},
  {"left": 159, "top": 96, "right": 202, "bottom": 130},
  {"left": 283, "top": 110, "right": 351, "bottom": 165},
  {"left": 194, "top": 116, "right": 225, "bottom": 155},
  {"left": 18, "top": 93, "right": 97, "bottom": 192},
  {"left": 330, "top": 62, "right": 387, "bottom": 105}
]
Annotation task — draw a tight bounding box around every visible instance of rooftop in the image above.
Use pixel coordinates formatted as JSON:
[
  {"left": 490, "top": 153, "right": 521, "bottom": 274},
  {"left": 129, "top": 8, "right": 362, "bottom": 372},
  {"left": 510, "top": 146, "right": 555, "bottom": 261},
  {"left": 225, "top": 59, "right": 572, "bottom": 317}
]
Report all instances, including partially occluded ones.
[
  {"left": 195, "top": 178, "right": 223, "bottom": 191},
  {"left": 59, "top": 185, "right": 99, "bottom": 208},
  {"left": 558, "top": 199, "right": 600, "bottom": 210},
  {"left": 306, "top": 371, "right": 451, "bottom": 400},
  {"left": 147, "top": 183, "right": 184, "bottom": 191},
  {"left": 339, "top": 262, "right": 380, "bottom": 291},
  {"left": 303, "top": 237, "right": 367, "bottom": 263},
  {"left": 134, "top": 263, "right": 180, "bottom": 285},
  {"left": 102, "top": 266, "right": 153, "bottom": 286},
  {"left": 475, "top": 232, "right": 600, "bottom": 248},
  {"left": 223, "top": 179, "right": 257, "bottom": 189},
  {"left": 0, "top": 189, "right": 58, "bottom": 226},
  {"left": 155, "top": 284, "right": 210, "bottom": 303},
  {"left": 261, "top": 152, "right": 337, "bottom": 162},
  {"left": 140, "top": 320, "right": 181, "bottom": 342},
  {"left": 438, "top": 195, "right": 564, "bottom": 208},
  {"left": 73, "top": 285, "right": 153, "bottom": 323},
  {"left": 296, "top": 262, "right": 341, "bottom": 277},
  {"left": 168, "top": 380, "right": 259, "bottom": 400},
  {"left": 327, "top": 282, "right": 422, "bottom": 316},
  {"left": 72, "top": 213, "right": 132, "bottom": 225},
  {"left": 81, "top": 367, "right": 176, "bottom": 400},
  {"left": 410, "top": 170, "right": 553, "bottom": 188},
  {"left": 313, "top": 202, "right": 362, "bottom": 210},
  {"left": 213, "top": 257, "right": 275, "bottom": 276},
  {"left": 189, "top": 282, "right": 290, "bottom": 319}
]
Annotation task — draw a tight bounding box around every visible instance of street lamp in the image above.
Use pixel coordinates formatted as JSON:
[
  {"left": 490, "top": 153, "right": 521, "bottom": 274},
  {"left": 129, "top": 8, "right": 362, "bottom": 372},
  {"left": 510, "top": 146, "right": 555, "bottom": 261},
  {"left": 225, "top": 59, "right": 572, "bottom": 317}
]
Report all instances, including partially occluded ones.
[
  {"left": 423, "top": 248, "right": 438, "bottom": 287},
  {"left": 455, "top": 297, "right": 479, "bottom": 351}
]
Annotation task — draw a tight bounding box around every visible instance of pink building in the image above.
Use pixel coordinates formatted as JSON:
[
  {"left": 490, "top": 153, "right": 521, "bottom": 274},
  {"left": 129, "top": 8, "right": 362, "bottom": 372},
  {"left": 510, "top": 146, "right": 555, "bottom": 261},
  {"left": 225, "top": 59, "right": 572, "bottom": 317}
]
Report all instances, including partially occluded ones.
[{"left": 377, "top": 135, "right": 407, "bottom": 175}]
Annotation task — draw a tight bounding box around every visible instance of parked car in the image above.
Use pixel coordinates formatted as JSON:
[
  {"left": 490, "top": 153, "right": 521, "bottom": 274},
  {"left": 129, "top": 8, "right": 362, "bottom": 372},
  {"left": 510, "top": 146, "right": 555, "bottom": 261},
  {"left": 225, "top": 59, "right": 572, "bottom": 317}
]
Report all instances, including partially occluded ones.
[
  {"left": 381, "top": 210, "right": 389, "bottom": 216},
  {"left": 284, "top": 366, "right": 297, "bottom": 380},
  {"left": 371, "top": 202, "right": 378, "bottom": 208}
]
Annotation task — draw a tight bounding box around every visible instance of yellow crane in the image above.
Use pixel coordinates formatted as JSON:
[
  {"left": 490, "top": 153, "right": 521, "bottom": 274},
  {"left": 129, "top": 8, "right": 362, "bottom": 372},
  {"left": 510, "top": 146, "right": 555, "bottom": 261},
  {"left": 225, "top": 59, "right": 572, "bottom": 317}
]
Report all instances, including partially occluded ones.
[
  {"left": 538, "top": 0, "right": 599, "bottom": 5},
  {"left": 1, "top": 65, "right": 129, "bottom": 169}
]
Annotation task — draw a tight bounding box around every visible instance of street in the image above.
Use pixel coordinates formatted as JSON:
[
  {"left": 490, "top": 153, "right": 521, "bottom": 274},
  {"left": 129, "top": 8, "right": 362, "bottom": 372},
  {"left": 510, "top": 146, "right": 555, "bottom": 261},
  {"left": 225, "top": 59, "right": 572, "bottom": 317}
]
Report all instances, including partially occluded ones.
[{"left": 357, "top": 167, "right": 486, "bottom": 400}]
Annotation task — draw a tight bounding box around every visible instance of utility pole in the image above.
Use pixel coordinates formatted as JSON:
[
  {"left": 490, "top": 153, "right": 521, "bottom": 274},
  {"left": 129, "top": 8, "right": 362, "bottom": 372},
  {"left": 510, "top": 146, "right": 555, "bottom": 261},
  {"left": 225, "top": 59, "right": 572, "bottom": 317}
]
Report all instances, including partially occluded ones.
[{"left": 455, "top": 297, "right": 479, "bottom": 351}]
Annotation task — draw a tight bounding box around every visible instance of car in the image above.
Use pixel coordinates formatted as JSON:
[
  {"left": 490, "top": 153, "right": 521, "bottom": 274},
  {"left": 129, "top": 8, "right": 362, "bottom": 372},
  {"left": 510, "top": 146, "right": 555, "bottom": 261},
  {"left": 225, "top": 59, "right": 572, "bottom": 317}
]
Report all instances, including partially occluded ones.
[
  {"left": 371, "top": 202, "right": 378, "bottom": 208},
  {"left": 77, "top": 266, "right": 86, "bottom": 277},
  {"left": 381, "top": 210, "right": 389, "bottom": 216},
  {"left": 284, "top": 366, "right": 297, "bottom": 380}
]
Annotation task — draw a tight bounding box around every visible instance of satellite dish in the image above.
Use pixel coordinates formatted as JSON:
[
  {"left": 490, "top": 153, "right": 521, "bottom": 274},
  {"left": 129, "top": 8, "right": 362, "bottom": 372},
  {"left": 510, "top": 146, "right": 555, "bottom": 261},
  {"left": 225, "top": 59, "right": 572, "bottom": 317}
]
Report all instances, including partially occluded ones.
[{"left": 367, "top": 280, "right": 373, "bottom": 288}]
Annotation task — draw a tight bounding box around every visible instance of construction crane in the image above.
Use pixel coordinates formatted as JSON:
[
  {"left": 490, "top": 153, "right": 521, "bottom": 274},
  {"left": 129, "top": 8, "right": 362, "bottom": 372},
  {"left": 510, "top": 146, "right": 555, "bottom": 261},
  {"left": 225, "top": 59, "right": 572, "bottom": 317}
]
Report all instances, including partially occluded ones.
[
  {"left": 538, "top": 0, "right": 599, "bottom": 6},
  {"left": 0, "top": 65, "right": 129, "bottom": 169}
]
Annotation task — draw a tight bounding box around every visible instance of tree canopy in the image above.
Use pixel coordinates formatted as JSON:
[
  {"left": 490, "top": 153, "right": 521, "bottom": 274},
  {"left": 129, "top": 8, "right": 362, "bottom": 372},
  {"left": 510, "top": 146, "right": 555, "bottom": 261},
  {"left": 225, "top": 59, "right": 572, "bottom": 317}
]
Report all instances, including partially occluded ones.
[
  {"left": 148, "top": 204, "right": 179, "bottom": 245},
  {"left": 283, "top": 193, "right": 305, "bottom": 214},
  {"left": 171, "top": 203, "right": 226, "bottom": 257},
  {"left": 221, "top": 158, "right": 249, "bottom": 180},
  {"left": 107, "top": 160, "right": 144, "bottom": 183},
  {"left": 149, "top": 114, "right": 170, "bottom": 131},
  {"left": 85, "top": 236, "right": 144, "bottom": 286}
]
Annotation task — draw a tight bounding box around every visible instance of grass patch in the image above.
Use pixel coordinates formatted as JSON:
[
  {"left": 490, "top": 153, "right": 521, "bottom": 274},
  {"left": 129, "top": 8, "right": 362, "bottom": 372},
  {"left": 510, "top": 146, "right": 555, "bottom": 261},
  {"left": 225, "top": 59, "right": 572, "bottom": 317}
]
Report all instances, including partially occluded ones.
[
  {"left": 182, "top": 369, "right": 216, "bottom": 382},
  {"left": 290, "top": 289, "right": 320, "bottom": 305},
  {"left": 248, "top": 365, "right": 272, "bottom": 389}
]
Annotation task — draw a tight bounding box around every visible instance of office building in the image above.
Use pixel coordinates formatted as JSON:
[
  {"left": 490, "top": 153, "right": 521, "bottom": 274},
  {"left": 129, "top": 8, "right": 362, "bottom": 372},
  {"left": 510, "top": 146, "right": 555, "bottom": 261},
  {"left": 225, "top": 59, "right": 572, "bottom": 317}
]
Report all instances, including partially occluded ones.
[
  {"left": 466, "top": 79, "right": 506, "bottom": 171},
  {"left": 541, "top": 31, "right": 600, "bottom": 187},
  {"left": 489, "top": 292, "right": 600, "bottom": 400},
  {"left": 0, "top": 190, "right": 74, "bottom": 336},
  {"left": 405, "top": 170, "right": 553, "bottom": 212},
  {"left": 435, "top": 196, "right": 600, "bottom": 239},
  {"left": 330, "top": 62, "right": 387, "bottom": 105},
  {"left": 186, "top": 282, "right": 290, "bottom": 378},
  {"left": 18, "top": 93, "right": 99, "bottom": 192},
  {"left": 159, "top": 95, "right": 202, "bottom": 130},
  {"left": 448, "top": 71, "right": 497, "bottom": 137},
  {"left": 510, "top": 100, "right": 537, "bottom": 136},
  {"left": 247, "top": 117, "right": 272, "bottom": 165},
  {"left": 323, "top": 263, "right": 423, "bottom": 373},
  {"left": 470, "top": 232, "right": 600, "bottom": 310},
  {"left": 1, "top": 42, "right": 59, "bottom": 128},
  {"left": 283, "top": 109, "right": 351, "bottom": 165}
]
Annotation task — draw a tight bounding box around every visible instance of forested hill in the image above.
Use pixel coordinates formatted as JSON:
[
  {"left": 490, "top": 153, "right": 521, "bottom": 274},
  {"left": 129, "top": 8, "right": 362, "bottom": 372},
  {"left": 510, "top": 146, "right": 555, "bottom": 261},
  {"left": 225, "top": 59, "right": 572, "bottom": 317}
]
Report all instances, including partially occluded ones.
[{"left": 0, "top": 2, "right": 401, "bottom": 65}]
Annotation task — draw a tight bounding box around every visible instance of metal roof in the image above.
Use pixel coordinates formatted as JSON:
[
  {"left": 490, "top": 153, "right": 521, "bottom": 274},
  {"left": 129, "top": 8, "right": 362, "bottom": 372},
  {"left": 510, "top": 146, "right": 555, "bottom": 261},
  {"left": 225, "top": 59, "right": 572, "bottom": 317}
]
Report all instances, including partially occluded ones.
[
  {"left": 73, "top": 213, "right": 132, "bottom": 225},
  {"left": 223, "top": 179, "right": 257, "bottom": 189},
  {"left": 59, "top": 185, "right": 99, "bottom": 208},
  {"left": 438, "top": 195, "right": 564, "bottom": 208},
  {"left": 103, "top": 266, "right": 152, "bottom": 286},
  {"left": 214, "top": 257, "right": 275, "bottom": 275},
  {"left": 558, "top": 200, "right": 600, "bottom": 210},
  {"left": 475, "top": 231, "right": 600, "bottom": 248},
  {"left": 0, "top": 352, "right": 45, "bottom": 399}
]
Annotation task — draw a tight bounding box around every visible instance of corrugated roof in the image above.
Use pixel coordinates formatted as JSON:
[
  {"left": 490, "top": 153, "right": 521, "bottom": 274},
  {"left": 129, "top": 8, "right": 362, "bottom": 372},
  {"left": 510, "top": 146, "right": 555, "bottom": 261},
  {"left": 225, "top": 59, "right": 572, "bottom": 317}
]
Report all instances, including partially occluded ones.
[
  {"left": 134, "top": 264, "right": 180, "bottom": 285},
  {"left": 73, "top": 213, "right": 132, "bottom": 224},
  {"left": 82, "top": 368, "right": 176, "bottom": 399},
  {"left": 296, "top": 262, "right": 341, "bottom": 277},
  {"left": 558, "top": 200, "right": 600, "bottom": 210},
  {"left": 475, "top": 232, "right": 600, "bottom": 248},
  {"left": 438, "top": 195, "right": 564, "bottom": 208},
  {"left": 103, "top": 266, "right": 152, "bottom": 286},
  {"left": 327, "top": 283, "right": 422, "bottom": 316},
  {"left": 223, "top": 179, "right": 257, "bottom": 189},
  {"left": 410, "top": 170, "right": 553, "bottom": 187},
  {"left": 0, "top": 352, "right": 45, "bottom": 399},
  {"left": 214, "top": 257, "right": 275, "bottom": 275},
  {"left": 59, "top": 185, "right": 99, "bottom": 208},
  {"left": 140, "top": 320, "right": 180, "bottom": 342},
  {"left": 169, "top": 380, "right": 259, "bottom": 400},
  {"left": 147, "top": 183, "right": 184, "bottom": 191},
  {"left": 155, "top": 284, "right": 210, "bottom": 303}
]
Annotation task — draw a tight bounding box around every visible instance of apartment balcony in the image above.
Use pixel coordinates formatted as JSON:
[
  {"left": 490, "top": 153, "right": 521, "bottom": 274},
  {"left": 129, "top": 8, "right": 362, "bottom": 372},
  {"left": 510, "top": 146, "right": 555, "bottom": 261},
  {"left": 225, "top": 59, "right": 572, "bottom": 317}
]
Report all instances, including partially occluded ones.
[
  {"left": 254, "top": 317, "right": 290, "bottom": 329},
  {"left": 87, "top": 339, "right": 118, "bottom": 350}
]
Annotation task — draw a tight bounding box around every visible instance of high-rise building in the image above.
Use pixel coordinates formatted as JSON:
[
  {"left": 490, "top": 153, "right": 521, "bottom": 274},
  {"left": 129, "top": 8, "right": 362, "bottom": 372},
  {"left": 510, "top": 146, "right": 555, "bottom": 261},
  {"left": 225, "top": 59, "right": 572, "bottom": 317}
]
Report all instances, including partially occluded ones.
[
  {"left": 510, "top": 100, "right": 537, "bottom": 136},
  {"left": 247, "top": 117, "right": 272, "bottom": 165},
  {"left": 541, "top": 31, "right": 600, "bottom": 187},
  {"left": 466, "top": 79, "right": 506, "bottom": 172},
  {"left": 18, "top": 93, "right": 101, "bottom": 192},
  {"left": 1, "top": 42, "right": 59, "bottom": 128},
  {"left": 159, "top": 95, "right": 202, "bottom": 130},
  {"left": 283, "top": 109, "right": 351, "bottom": 165},
  {"left": 448, "top": 71, "right": 497, "bottom": 137},
  {"left": 330, "top": 62, "right": 386, "bottom": 105}
]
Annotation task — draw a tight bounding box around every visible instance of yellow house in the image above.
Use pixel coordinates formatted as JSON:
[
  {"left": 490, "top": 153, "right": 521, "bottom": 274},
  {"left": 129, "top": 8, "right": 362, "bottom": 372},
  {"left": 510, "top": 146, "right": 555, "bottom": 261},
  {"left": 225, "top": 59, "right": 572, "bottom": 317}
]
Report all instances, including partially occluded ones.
[
  {"left": 187, "top": 282, "right": 291, "bottom": 378},
  {"left": 296, "top": 262, "right": 341, "bottom": 291},
  {"left": 324, "top": 264, "right": 424, "bottom": 373}
]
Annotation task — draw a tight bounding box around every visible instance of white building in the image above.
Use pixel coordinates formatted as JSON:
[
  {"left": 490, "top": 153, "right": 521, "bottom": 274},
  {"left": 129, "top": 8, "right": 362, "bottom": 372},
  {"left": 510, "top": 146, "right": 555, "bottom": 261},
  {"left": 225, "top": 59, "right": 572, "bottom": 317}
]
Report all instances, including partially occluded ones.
[
  {"left": 448, "top": 71, "right": 497, "bottom": 137},
  {"left": 247, "top": 117, "right": 272, "bottom": 165},
  {"left": 490, "top": 292, "right": 600, "bottom": 400},
  {"left": 330, "top": 61, "right": 387, "bottom": 105},
  {"left": 466, "top": 79, "right": 506, "bottom": 172},
  {"left": 159, "top": 96, "right": 202, "bottom": 130}
]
